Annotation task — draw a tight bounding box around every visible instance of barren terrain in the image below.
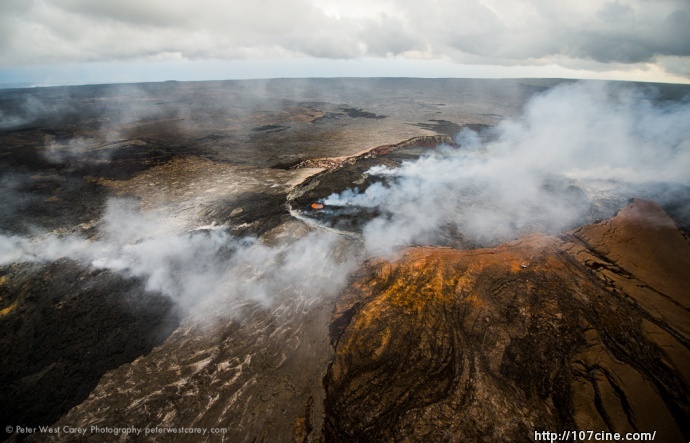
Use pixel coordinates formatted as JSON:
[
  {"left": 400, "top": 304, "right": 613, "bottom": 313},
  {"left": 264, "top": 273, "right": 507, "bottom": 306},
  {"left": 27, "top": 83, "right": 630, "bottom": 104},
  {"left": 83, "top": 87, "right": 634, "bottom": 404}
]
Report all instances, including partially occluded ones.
[{"left": 1, "top": 78, "right": 689, "bottom": 442}]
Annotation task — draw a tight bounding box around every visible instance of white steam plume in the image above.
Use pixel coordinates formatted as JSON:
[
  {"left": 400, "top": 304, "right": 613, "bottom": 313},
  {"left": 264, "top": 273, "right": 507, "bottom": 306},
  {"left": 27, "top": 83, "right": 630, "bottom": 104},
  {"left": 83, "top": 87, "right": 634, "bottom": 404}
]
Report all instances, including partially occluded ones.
[
  {"left": 322, "top": 81, "right": 690, "bottom": 256},
  {"left": 0, "top": 199, "right": 360, "bottom": 316},
  {"left": 1, "top": 81, "right": 688, "bottom": 318}
]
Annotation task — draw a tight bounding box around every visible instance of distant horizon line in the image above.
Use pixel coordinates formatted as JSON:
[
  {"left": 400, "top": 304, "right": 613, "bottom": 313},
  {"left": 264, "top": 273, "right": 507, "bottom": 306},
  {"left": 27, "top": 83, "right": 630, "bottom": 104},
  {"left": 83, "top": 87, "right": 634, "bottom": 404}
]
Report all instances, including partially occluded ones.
[{"left": 3, "top": 76, "right": 689, "bottom": 91}]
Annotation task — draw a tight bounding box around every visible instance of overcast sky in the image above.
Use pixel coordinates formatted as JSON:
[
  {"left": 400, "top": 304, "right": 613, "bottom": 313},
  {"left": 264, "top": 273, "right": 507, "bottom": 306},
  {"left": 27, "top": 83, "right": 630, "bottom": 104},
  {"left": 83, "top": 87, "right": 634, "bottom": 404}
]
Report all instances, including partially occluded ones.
[{"left": 1, "top": 0, "right": 689, "bottom": 86}]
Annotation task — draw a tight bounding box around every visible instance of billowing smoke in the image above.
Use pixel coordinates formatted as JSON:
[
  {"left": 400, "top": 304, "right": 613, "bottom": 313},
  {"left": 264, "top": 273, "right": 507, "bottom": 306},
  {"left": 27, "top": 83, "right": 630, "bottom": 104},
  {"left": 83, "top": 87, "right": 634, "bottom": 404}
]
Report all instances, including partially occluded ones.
[
  {"left": 1, "top": 80, "right": 689, "bottom": 318},
  {"left": 0, "top": 199, "right": 360, "bottom": 316},
  {"left": 322, "top": 82, "right": 690, "bottom": 256},
  {"left": 0, "top": 82, "right": 373, "bottom": 321}
]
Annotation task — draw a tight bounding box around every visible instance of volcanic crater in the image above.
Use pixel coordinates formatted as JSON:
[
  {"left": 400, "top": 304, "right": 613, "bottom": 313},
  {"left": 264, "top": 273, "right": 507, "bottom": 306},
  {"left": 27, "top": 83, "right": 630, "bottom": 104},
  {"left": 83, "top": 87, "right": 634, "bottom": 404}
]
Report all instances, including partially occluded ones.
[{"left": 0, "top": 78, "right": 689, "bottom": 443}]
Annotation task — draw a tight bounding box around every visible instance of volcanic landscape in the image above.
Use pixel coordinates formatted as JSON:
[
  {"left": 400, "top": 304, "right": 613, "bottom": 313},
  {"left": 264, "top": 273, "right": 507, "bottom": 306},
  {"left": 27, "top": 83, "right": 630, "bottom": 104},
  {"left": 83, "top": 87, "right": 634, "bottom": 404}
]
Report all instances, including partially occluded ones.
[{"left": 1, "top": 78, "right": 689, "bottom": 442}]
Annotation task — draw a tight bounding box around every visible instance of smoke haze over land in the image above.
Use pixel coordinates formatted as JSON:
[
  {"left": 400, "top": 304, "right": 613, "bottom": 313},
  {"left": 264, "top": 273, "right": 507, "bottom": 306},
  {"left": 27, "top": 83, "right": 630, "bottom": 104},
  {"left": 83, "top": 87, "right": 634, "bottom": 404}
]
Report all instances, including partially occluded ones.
[
  {"left": 3, "top": 78, "right": 690, "bottom": 443},
  {"left": 1, "top": 81, "right": 689, "bottom": 316},
  {"left": 0, "top": 199, "right": 359, "bottom": 316},
  {"left": 324, "top": 82, "right": 690, "bottom": 255}
]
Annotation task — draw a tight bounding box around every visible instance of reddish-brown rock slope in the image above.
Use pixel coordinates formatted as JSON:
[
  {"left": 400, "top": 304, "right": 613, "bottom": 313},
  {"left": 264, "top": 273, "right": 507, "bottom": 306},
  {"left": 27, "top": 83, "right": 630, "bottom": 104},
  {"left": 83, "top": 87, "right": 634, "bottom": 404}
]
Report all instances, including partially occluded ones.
[{"left": 325, "top": 200, "right": 690, "bottom": 442}]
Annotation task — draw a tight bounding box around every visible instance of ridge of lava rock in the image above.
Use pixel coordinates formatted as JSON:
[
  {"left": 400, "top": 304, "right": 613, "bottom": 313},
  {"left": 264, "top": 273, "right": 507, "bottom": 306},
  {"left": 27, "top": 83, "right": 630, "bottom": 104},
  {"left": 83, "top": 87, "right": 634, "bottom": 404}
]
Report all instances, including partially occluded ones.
[{"left": 324, "top": 199, "right": 690, "bottom": 442}]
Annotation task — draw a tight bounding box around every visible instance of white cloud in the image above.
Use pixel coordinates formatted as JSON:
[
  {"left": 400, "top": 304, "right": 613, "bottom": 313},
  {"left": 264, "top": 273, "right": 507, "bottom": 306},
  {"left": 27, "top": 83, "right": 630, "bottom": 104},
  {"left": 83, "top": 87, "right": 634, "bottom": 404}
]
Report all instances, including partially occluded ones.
[{"left": 0, "top": 0, "right": 689, "bottom": 81}]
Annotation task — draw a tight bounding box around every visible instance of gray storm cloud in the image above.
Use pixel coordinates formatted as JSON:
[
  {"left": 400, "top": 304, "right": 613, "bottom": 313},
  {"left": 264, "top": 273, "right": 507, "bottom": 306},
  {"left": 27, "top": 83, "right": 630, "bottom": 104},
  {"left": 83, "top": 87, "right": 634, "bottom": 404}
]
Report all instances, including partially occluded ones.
[
  {"left": 323, "top": 82, "right": 690, "bottom": 256},
  {"left": 0, "top": 0, "right": 688, "bottom": 78}
]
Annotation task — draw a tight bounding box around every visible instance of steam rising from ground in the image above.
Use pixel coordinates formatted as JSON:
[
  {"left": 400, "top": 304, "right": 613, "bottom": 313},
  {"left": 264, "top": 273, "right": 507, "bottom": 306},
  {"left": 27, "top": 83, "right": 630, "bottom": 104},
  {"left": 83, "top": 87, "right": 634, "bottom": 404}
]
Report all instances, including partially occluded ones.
[
  {"left": 0, "top": 199, "right": 359, "bottom": 316},
  {"left": 323, "top": 82, "right": 690, "bottom": 255},
  {"left": 1, "top": 81, "right": 689, "bottom": 317}
]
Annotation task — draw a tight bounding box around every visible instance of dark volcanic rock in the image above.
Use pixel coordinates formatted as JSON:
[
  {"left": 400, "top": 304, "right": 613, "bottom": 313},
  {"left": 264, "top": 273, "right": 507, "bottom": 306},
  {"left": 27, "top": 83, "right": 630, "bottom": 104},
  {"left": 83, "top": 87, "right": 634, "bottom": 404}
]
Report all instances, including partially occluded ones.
[
  {"left": 35, "top": 228, "right": 342, "bottom": 442},
  {"left": 339, "top": 108, "right": 386, "bottom": 119},
  {"left": 2, "top": 79, "right": 689, "bottom": 443},
  {"left": 324, "top": 200, "right": 690, "bottom": 442},
  {"left": 0, "top": 261, "right": 179, "bottom": 441},
  {"left": 289, "top": 135, "right": 455, "bottom": 233},
  {"left": 251, "top": 125, "right": 289, "bottom": 133},
  {"left": 412, "top": 119, "right": 464, "bottom": 136}
]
